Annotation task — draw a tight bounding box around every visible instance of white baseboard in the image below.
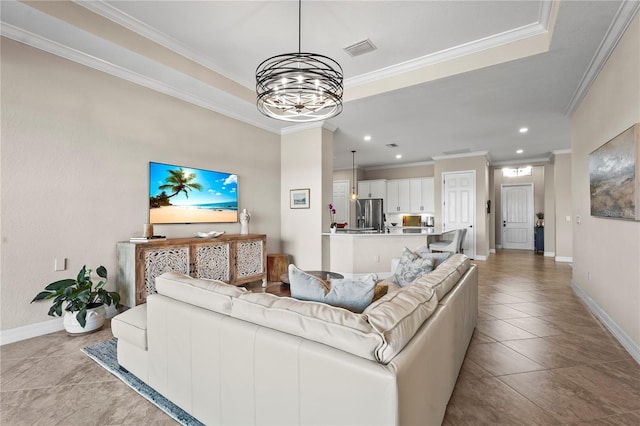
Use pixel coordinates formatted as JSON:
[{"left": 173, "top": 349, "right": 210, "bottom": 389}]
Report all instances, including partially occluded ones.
[
  {"left": 474, "top": 255, "right": 487, "bottom": 261},
  {"left": 572, "top": 281, "right": 640, "bottom": 364},
  {"left": 544, "top": 251, "right": 555, "bottom": 257},
  {"left": 496, "top": 244, "right": 503, "bottom": 249},
  {"left": 490, "top": 249, "right": 496, "bottom": 254},
  {"left": 555, "top": 256, "right": 573, "bottom": 263},
  {"left": 0, "top": 305, "right": 119, "bottom": 346}
]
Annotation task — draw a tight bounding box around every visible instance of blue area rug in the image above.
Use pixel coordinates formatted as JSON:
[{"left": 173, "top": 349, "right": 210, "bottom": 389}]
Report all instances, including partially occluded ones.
[{"left": 82, "top": 338, "right": 204, "bottom": 426}]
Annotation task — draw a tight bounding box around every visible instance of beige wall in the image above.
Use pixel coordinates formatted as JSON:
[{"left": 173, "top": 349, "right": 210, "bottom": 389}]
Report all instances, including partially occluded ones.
[
  {"left": 0, "top": 39, "right": 281, "bottom": 331},
  {"left": 553, "top": 153, "right": 573, "bottom": 260},
  {"left": 281, "top": 126, "right": 333, "bottom": 270},
  {"left": 543, "top": 162, "right": 556, "bottom": 255},
  {"left": 434, "top": 154, "right": 490, "bottom": 259},
  {"left": 493, "top": 166, "right": 545, "bottom": 247},
  {"left": 571, "top": 15, "right": 640, "bottom": 353}
]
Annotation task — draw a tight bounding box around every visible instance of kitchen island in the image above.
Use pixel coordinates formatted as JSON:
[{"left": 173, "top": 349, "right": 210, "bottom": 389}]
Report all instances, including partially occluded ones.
[{"left": 323, "top": 228, "right": 444, "bottom": 276}]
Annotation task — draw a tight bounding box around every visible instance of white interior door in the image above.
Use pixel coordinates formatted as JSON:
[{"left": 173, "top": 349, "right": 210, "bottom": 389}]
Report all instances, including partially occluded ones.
[
  {"left": 442, "top": 171, "right": 476, "bottom": 259},
  {"left": 501, "top": 184, "right": 534, "bottom": 250},
  {"left": 332, "top": 180, "right": 349, "bottom": 224}
]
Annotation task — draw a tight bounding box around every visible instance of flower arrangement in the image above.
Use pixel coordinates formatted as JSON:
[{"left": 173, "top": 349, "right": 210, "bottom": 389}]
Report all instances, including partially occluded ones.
[{"left": 328, "top": 203, "right": 337, "bottom": 228}]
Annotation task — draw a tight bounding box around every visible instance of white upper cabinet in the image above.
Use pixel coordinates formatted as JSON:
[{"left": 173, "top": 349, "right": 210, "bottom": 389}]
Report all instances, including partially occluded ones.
[
  {"left": 387, "top": 180, "right": 411, "bottom": 213},
  {"left": 358, "top": 179, "right": 387, "bottom": 199},
  {"left": 409, "top": 178, "right": 435, "bottom": 213}
]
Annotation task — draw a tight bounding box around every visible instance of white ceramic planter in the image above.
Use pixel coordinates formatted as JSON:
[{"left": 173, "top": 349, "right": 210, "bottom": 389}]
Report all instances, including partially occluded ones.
[{"left": 63, "top": 304, "right": 106, "bottom": 335}]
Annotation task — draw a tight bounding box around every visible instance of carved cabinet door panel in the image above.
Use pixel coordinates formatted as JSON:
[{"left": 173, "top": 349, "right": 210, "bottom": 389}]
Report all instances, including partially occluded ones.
[
  {"left": 235, "top": 239, "right": 265, "bottom": 280},
  {"left": 194, "top": 241, "right": 231, "bottom": 282},
  {"left": 142, "top": 246, "right": 190, "bottom": 297}
]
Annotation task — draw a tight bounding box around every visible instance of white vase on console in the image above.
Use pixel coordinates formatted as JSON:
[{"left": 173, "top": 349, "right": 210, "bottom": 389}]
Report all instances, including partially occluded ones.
[{"left": 240, "top": 208, "right": 250, "bottom": 235}]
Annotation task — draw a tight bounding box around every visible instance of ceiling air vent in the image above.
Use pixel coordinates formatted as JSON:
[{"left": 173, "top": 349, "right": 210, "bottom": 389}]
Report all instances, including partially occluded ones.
[
  {"left": 344, "top": 39, "right": 377, "bottom": 57},
  {"left": 386, "top": 143, "right": 399, "bottom": 148}
]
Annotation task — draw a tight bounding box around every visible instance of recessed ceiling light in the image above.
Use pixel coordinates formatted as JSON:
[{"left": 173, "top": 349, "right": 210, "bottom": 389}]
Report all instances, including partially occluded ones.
[
  {"left": 363, "top": 135, "right": 371, "bottom": 141},
  {"left": 519, "top": 127, "right": 528, "bottom": 133},
  {"left": 516, "top": 149, "right": 524, "bottom": 154},
  {"left": 395, "top": 154, "right": 402, "bottom": 159}
]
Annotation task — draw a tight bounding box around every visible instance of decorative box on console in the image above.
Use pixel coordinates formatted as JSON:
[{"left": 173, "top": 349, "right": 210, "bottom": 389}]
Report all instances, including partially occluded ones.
[{"left": 116, "top": 234, "right": 266, "bottom": 307}]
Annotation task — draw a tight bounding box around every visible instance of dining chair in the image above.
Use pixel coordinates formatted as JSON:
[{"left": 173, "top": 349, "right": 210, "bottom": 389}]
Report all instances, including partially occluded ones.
[{"left": 429, "top": 228, "right": 466, "bottom": 254}]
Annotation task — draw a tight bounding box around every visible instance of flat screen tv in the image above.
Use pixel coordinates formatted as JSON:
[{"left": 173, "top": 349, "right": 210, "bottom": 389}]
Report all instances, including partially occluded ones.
[{"left": 149, "top": 161, "right": 238, "bottom": 224}]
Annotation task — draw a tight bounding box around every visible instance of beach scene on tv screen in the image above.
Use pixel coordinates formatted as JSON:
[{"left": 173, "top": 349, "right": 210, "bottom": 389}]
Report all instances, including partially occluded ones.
[{"left": 149, "top": 162, "right": 238, "bottom": 223}]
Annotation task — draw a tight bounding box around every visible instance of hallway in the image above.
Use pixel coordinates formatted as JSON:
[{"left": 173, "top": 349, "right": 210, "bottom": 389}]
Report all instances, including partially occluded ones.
[{"left": 444, "top": 250, "right": 639, "bottom": 425}]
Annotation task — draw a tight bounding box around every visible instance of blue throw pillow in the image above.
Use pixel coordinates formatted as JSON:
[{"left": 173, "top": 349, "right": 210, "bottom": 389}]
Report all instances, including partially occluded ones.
[
  {"left": 288, "top": 265, "right": 377, "bottom": 313},
  {"left": 393, "top": 247, "right": 435, "bottom": 286}
]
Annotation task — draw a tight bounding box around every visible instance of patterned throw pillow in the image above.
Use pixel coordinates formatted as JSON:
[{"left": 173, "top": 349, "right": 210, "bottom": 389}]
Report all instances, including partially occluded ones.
[
  {"left": 415, "top": 246, "right": 451, "bottom": 268},
  {"left": 393, "top": 247, "right": 436, "bottom": 286},
  {"left": 288, "top": 265, "right": 377, "bottom": 313}
]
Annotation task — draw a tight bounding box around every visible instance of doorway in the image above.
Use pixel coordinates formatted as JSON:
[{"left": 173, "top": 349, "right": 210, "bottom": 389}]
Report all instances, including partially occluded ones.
[
  {"left": 332, "top": 180, "right": 349, "bottom": 224},
  {"left": 500, "top": 184, "right": 534, "bottom": 250},
  {"left": 442, "top": 171, "right": 476, "bottom": 259}
]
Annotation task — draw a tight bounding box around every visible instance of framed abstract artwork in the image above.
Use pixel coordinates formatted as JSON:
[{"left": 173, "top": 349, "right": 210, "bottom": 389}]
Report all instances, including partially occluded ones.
[{"left": 589, "top": 123, "right": 640, "bottom": 220}]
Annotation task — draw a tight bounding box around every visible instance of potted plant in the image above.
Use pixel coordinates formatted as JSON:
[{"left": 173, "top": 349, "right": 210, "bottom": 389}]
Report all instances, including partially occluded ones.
[
  {"left": 328, "top": 203, "right": 337, "bottom": 233},
  {"left": 31, "top": 265, "right": 121, "bottom": 335}
]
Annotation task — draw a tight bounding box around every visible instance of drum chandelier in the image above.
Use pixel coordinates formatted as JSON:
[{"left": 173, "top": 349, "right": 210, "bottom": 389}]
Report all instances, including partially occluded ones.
[{"left": 256, "top": 0, "right": 343, "bottom": 122}]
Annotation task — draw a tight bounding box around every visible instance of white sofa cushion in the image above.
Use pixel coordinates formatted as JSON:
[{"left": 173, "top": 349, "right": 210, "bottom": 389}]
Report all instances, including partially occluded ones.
[
  {"left": 232, "top": 292, "right": 383, "bottom": 361},
  {"left": 363, "top": 281, "right": 438, "bottom": 364},
  {"left": 413, "top": 254, "right": 470, "bottom": 300},
  {"left": 112, "top": 303, "right": 148, "bottom": 350},
  {"left": 155, "top": 271, "right": 247, "bottom": 315}
]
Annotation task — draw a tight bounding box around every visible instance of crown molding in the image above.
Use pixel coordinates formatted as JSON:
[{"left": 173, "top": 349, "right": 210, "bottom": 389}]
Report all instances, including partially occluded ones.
[
  {"left": 490, "top": 156, "right": 553, "bottom": 167},
  {"left": 363, "top": 160, "right": 435, "bottom": 171},
  {"left": 432, "top": 151, "right": 489, "bottom": 161},
  {"left": 0, "top": 23, "right": 281, "bottom": 135},
  {"left": 345, "top": 0, "right": 557, "bottom": 89},
  {"left": 75, "top": 0, "right": 247, "bottom": 89},
  {"left": 280, "top": 121, "right": 338, "bottom": 135},
  {"left": 565, "top": 1, "right": 640, "bottom": 115},
  {"left": 553, "top": 149, "right": 572, "bottom": 155}
]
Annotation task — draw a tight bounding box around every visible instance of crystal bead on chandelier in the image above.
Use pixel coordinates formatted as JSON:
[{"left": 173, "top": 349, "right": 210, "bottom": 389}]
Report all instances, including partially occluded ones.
[{"left": 256, "top": 0, "right": 343, "bottom": 122}]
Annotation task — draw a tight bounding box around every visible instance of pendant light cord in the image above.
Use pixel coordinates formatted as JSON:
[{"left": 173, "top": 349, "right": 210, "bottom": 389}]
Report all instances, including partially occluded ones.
[{"left": 298, "top": 0, "right": 301, "bottom": 54}]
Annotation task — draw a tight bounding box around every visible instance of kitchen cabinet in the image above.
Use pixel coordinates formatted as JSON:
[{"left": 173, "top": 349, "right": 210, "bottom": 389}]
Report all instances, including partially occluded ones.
[
  {"left": 387, "top": 180, "right": 411, "bottom": 213},
  {"left": 409, "top": 178, "right": 435, "bottom": 213},
  {"left": 358, "top": 179, "right": 387, "bottom": 200}
]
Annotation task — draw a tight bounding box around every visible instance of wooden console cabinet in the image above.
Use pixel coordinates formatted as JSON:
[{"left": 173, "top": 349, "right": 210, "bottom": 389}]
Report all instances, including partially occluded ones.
[{"left": 116, "top": 234, "right": 267, "bottom": 307}]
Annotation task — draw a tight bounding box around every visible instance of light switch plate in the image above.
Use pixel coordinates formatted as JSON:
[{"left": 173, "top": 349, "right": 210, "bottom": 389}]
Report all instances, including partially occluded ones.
[{"left": 54, "top": 258, "right": 66, "bottom": 271}]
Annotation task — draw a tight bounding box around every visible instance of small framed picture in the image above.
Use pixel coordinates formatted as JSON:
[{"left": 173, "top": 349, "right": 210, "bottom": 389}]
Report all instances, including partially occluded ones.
[{"left": 290, "top": 188, "right": 310, "bottom": 209}]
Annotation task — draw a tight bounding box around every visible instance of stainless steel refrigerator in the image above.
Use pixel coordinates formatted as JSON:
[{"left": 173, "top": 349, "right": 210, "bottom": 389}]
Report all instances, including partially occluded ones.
[{"left": 356, "top": 198, "right": 385, "bottom": 231}]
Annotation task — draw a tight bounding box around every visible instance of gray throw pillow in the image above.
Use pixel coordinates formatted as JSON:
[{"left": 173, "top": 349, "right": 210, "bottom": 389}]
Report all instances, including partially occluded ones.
[
  {"left": 288, "top": 265, "right": 377, "bottom": 313},
  {"left": 415, "top": 246, "right": 451, "bottom": 268},
  {"left": 393, "top": 247, "right": 435, "bottom": 286}
]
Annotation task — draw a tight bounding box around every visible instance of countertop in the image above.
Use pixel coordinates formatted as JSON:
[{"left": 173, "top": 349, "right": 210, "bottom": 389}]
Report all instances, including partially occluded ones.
[{"left": 323, "top": 227, "right": 445, "bottom": 237}]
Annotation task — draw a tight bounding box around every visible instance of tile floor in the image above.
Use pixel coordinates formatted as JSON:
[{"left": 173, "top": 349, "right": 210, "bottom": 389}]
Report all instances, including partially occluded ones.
[{"left": 1, "top": 250, "right": 638, "bottom": 425}]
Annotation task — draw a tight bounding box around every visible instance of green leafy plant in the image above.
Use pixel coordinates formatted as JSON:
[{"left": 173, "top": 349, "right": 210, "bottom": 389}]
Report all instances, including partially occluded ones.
[{"left": 31, "top": 265, "right": 121, "bottom": 328}]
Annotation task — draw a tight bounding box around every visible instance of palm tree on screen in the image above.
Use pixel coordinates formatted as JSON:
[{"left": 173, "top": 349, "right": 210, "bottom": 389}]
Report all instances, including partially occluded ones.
[{"left": 159, "top": 168, "right": 203, "bottom": 199}]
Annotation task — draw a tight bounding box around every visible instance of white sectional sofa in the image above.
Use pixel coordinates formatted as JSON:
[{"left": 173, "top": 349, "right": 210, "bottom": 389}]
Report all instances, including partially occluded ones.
[{"left": 112, "top": 254, "right": 477, "bottom": 425}]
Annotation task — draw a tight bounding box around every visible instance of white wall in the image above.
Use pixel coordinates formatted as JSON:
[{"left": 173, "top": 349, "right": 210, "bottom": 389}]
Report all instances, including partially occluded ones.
[
  {"left": 0, "top": 39, "right": 281, "bottom": 331},
  {"left": 571, "top": 14, "right": 640, "bottom": 357}
]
